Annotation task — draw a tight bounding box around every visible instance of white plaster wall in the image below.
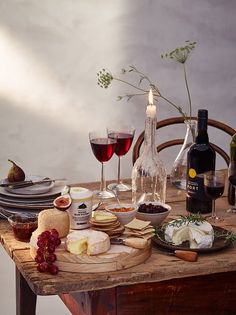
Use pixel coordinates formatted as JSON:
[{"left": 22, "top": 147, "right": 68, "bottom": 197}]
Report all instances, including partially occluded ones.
[
  {"left": 0, "top": 0, "right": 235, "bottom": 184},
  {"left": 0, "top": 1, "right": 236, "bottom": 314}
]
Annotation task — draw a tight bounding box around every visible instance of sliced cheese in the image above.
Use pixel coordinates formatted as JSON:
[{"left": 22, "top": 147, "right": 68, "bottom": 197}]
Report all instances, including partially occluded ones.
[
  {"left": 66, "top": 229, "right": 110, "bottom": 255},
  {"left": 93, "top": 211, "right": 117, "bottom": 223}
]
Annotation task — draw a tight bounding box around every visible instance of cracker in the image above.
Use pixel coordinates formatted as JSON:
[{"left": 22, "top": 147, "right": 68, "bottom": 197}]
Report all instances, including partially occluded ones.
[
  {"left": 123, "top": 231, "right": 154, "bottom": 239},
  {"left": 125, "top": 218, "right": 151, "bottom": 230},
  {"left": 89, "top": 218, "right": 118, "bottom": 226},
  {"left": 125, "top": 226, "right": 154, "bottom": 235},
  {"left": 91, "top": 222, "right": 121, "bottom": 231}
]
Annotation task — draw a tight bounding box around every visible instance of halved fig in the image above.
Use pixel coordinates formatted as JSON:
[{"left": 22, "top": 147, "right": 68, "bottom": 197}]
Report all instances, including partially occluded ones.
[{"left": 53, "top": 194, "right": 72, "bottom": 211}]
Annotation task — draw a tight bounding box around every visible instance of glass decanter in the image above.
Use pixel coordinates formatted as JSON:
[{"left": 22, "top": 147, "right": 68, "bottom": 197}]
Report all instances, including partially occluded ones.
[
  {"left": 170, "top": 119, "right": 196, "bottom": 190},
  {"left": 132, "top": 105, "right": 167, "bottom": 204}
]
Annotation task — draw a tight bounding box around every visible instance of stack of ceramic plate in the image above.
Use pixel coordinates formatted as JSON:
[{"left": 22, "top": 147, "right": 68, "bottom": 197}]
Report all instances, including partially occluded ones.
[{"left": 0, "top": 175, "right": 63, "bottom": 215}]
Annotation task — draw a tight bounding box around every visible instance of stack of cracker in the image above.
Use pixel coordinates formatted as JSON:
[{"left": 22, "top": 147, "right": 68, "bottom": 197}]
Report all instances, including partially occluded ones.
[
  {"left": 124, "top": 218, "right": 155, "bottom": 240},
  {"left": 90, "top": 211, "right": 125, "bottom": 238}
]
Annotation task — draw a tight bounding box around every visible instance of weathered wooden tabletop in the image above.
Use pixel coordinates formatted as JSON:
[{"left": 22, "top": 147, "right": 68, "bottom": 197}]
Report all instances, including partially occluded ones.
[{"left": 1, "top": 180, "right": 236, "bottom": 297}]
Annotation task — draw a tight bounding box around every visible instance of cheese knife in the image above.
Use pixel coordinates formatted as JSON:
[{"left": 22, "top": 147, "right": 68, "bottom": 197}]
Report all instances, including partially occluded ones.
[
  {"left": 111, "top": 237, "right": 148, "bottom": 249},
  {"left": 157, "top": 246, "right": 198, "bottom": 262},
  {"left": 1, "top": 178, "right": 66, "bottom": 189}
]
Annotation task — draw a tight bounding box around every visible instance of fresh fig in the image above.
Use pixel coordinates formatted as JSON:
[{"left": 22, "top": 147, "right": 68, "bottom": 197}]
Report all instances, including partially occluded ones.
[
  {"left": 53, "top": 194, "right": 72, "bottom": 211},
  {"left": 7, "top": 159, "right": 26, "bottom": 182}
]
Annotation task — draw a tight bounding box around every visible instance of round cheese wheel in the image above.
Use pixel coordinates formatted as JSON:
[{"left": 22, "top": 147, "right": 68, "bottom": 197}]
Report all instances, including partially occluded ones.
[{"left": 37, "top": 208, "right": 70, "bottom": 238}]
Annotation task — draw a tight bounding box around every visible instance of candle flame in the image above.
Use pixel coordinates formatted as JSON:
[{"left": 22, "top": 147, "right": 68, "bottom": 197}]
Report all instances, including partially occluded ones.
[{"left": 148, "top": 88, "right": 153, "bottom": 105}]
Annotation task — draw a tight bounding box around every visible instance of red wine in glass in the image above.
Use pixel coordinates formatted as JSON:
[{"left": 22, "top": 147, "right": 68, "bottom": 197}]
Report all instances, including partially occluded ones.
[
  {"left": 89, "top": 131, "right": 117, "bottom": 199},
  {"left": 108, "top": 132, "right": 134, "bottom": 156},
  {"left": 90, "top": 138, "right": 116, "bottom": 162},
  {"left": 204, "top": 184, "right": 224, "bottom": 200},
  {"left": 203, "top": 170, "right": 225, "bottom": 222},
  {"left": 107, "top": 125, "right": 135, "bottom": 192}
]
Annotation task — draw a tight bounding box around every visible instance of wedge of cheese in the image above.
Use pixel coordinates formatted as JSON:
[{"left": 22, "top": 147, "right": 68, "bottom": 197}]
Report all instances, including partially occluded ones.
[
  {"left": 165, "top": 220, "right": 214, "bottom": 249},
  {"left": 66, "top": 229, "right": 110, "bottom": 255},
  {"left": 93, "top": 211, "right": 117, "bottom": 223},
  {"left": 66, "top": 237, "right": 88, "bottom": 255}
]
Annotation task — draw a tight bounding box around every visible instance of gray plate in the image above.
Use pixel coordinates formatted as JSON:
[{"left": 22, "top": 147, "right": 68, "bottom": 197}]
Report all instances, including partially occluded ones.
[
  {"left": 3, "top": 175, "right": 54, "bottom": 195},
  {"left": 0, "top": 184, "right": 64, "bottom": 199}
]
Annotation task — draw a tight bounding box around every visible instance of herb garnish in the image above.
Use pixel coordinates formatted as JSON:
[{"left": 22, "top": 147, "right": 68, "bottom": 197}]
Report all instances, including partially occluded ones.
[
  {"left": 161, "top": 213, "right": 205, "bottom": 230},
  {"left": 214, "top": 230, "right": 236, "bottom": 243}
]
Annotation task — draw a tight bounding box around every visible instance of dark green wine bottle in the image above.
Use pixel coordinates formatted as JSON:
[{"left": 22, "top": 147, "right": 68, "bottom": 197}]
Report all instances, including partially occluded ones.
[
  {"left": 230, "top": 133, "right": 236, "bottom": 161},
  {"left": 186, "top": 109, "right": 216, "bottom": 214},
  {"left": 228, "top": 133, "right": 236, "bottom": 205}
]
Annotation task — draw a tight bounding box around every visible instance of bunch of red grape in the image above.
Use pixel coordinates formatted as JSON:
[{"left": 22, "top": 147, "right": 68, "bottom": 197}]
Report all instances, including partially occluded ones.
[{"left": 35, "top": 229, "right": 61, "bottom": 275}]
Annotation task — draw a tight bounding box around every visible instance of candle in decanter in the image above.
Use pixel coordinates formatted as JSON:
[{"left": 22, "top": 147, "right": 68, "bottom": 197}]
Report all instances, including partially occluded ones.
[
  {"left": 146, "top": 89, "right": 156, "bottom": 118},
  {"left": 131, "top": 89, "right": 167, "bottom": 204}
]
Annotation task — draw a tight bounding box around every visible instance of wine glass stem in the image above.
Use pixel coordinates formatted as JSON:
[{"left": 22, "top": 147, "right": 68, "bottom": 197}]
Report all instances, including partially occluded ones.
[
  {"left": 212, "top": 199, "right": 216, "bottom": 220},
  {"left": 100, "top": 162, "right": 106, "bottom": 192},
  {"left": 117, "top": 156, "right": 121, "bottom": 184}
]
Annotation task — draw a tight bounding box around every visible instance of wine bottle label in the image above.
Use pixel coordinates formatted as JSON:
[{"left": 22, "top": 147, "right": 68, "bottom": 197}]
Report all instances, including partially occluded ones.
[
  {"left": 188, "top": 168, "right": 197, "bottom": 178},
  {"left": 187, "top": 170, "right": 209, "bottom": 201}
]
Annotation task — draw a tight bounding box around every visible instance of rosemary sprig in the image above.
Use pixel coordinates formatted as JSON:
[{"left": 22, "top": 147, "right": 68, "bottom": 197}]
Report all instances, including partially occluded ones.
[
  {"left": 161, "top": 213, "right": 206, "bottom": 230},
  {"left": 214, "top": 230, "right": 236, "bottom": 243}
]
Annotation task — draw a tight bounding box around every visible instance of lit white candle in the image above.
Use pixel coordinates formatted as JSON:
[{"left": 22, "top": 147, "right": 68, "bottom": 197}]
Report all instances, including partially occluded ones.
[{"left": 146, "top": 88, "right": 156, "bottom": 118}]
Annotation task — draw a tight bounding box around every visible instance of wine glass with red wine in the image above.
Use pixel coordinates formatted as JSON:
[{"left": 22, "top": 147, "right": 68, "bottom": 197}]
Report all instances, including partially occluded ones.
[
  {"left": 204, "top": 170, "right": 225, "bottom": 222},
  {"left": 89, "top": 130, "right": 117, "bottom": 199},
  {"left": 228, "top": 161, "right": 236, "bottom": 212},
  {"left": 107, "top": 124, "right": 135, "bottom": 191}
]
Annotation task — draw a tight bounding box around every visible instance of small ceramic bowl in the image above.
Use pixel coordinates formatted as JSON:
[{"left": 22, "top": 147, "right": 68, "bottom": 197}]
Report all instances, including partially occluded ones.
[
  {"left": 105, "top": 203, "right": 138, "bottom": 225},
  {"left": 136, "top": 201, "right": 171, "bottom": 227},
  {"left": 8, "top": 213, "right": 38, "bottom": 242}
]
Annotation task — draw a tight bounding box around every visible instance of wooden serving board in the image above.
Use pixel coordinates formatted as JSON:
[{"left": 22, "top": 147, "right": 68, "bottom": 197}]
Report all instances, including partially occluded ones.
[{"left": 30, "top": 242, "right": 151, "bottom": 273}]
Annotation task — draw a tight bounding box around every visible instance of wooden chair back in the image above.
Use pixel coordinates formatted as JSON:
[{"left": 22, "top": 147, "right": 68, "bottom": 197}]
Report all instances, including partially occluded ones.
[{"left": 132, "top": 116, "right": 236, "bottom": 166}]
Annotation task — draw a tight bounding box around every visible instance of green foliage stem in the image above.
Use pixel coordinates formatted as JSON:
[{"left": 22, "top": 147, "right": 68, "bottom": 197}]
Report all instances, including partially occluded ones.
[{"left": 97, "top": 41, "right": 197, "bottom": 119}]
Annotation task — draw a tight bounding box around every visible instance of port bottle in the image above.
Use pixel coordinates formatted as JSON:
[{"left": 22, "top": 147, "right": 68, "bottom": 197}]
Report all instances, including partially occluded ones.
[{"left": 186, "top": 109, "right": 216, "bottom": 213}]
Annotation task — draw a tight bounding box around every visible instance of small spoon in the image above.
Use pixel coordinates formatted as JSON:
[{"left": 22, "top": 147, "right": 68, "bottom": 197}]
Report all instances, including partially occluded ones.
[
  {"left": 92, "top": 202, "right": 102, "bottom": 211},
  {"left": 112, "top": 189, "right": 122, "bottom": 206}
]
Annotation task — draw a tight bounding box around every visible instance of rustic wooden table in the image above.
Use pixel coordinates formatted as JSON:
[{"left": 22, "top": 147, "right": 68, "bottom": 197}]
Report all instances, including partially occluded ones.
[{"left": 1, "top": 180, "right": 236, "bottom": 315}]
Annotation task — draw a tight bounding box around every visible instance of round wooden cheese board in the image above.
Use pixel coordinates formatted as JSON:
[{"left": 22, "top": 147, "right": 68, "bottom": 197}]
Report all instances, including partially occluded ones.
[{"left": 30, "top": 241, "right": 151, "bottom": 273}]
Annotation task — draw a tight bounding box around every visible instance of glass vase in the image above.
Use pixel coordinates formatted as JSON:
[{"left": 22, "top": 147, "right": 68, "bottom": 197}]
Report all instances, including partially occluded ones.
[
  {"left": 131, "top": 109, "right": 167, "bottom": 204},
  {"left": 170, "top": 120, "right": 196, "bottom": 190}
]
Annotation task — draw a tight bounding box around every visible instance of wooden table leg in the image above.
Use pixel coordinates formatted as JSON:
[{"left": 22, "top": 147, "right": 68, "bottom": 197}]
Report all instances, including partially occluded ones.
[
  {"left": 16, "top": 266, "right": 37, "bottom": 315},
  {"left": 60, "top": 287, "right": 117, "bottom": 315}
]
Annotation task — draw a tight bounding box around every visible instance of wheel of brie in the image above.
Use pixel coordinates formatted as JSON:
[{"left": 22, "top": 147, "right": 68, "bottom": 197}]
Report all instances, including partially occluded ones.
[
  {"left": 164, "top": 220, "right": 214, "bottom": 249},
  {"left": 66, "top": 229, "right": 110, "bottom": 255}
]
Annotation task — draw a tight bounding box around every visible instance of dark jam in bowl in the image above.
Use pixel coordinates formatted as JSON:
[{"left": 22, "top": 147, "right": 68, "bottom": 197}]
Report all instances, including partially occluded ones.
[
  {"left": 138, "top": 203, "right": 168, "bottom": 214},
  {"left": 8, "top": 215, "right": 38, "bottom": 242}
]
